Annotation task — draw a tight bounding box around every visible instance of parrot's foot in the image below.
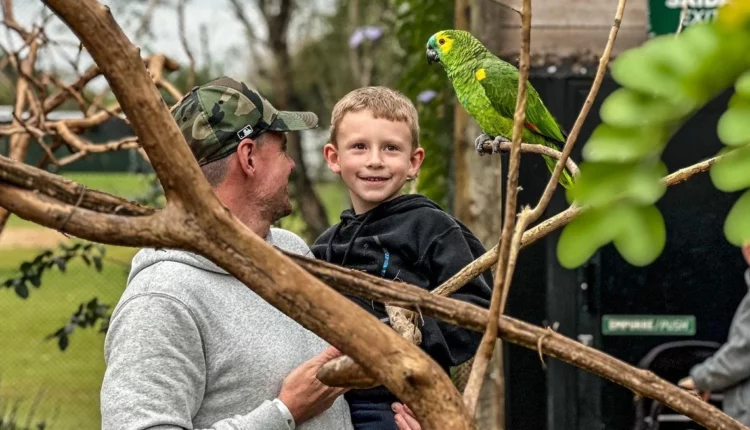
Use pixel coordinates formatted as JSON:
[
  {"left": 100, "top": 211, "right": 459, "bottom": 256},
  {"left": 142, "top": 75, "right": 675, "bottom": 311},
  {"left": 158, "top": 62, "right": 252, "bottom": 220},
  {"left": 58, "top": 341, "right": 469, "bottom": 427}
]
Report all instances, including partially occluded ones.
[
  {"left": 489, "top": 136, "right": 511, "bottom": 154},
  {"left": 475, "top": 134, "right": 494, "bottom": 155}
]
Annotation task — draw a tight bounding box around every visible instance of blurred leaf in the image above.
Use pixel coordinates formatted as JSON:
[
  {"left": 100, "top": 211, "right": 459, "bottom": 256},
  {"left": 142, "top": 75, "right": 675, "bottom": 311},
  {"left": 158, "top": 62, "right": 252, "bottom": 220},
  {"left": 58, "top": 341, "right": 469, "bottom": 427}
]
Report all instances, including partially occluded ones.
[
  {"left": 600, "top": 88, "right": 692, "bottom": 128},
  {"left": 718, "top": 102, "right": 750, "bottom": 147},
  {"left": 557, "top": 205, "right": 629, "bottom": 269},
  {"left": 569, "top": 161, "right": 667, "bottom": 207},
  {"left": 710, "top": 144, "right": 750, "bottom": 192},
  {"left": 28, "top": 273, "right": 41, "bottom": 288},
  {"left": 93, "top": 256, "right": 103, "bottom": 272},
  {"left": 14, "top": 280, "right": 28, "bottom": 299},
  {"left": 582, "top": 123, "right": 671, "bottom": 163},
  {"left": 612, "top": 205, "right": 666, "bottom": 266},
  {"left": 736, "top": 70, "right": 750, "bottom": 97},
  {"left": 724, "top": 189, "right": 750, "bottom": 246}
]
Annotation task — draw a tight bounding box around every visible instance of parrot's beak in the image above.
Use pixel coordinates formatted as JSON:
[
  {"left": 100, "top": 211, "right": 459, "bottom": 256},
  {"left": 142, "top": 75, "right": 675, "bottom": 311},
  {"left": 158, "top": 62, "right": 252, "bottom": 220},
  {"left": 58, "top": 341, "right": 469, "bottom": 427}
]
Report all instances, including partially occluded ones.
[{"left": 426, "top": 47, "right": 439, "bottom": 65}]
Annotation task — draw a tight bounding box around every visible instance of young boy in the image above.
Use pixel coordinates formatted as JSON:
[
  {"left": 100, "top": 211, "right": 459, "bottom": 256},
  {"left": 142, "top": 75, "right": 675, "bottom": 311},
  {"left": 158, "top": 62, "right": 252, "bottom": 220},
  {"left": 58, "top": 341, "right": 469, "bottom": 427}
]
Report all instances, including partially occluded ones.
[{"left": 311, "top": 86, "right": 493, "bottom": 430}]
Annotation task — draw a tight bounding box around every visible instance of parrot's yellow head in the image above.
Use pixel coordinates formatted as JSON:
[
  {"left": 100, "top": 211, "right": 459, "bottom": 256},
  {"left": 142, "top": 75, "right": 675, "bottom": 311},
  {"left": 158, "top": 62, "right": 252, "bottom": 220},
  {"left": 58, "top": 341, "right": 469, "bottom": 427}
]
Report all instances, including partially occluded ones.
[{"left": 426, "top": 30, "right": 482, "bottom": 69}]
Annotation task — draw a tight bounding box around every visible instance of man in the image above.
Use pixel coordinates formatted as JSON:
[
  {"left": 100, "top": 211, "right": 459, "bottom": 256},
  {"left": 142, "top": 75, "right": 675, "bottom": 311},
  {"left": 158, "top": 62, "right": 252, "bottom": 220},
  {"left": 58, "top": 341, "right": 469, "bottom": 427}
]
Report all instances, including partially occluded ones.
[
  {"left": 679, "top": 243, "right": 750, "bottom": 425},
  {"left": 100, "top": 76, "right": 354, "bottom": 429}
]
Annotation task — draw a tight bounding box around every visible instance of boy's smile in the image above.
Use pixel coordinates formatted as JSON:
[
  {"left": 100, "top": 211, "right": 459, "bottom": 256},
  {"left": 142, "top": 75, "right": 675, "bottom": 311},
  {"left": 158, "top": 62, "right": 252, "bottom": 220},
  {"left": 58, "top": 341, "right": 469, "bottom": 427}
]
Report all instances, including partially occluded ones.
[{"left": 324, "top": 109, "right": 424, "bottom": 214}]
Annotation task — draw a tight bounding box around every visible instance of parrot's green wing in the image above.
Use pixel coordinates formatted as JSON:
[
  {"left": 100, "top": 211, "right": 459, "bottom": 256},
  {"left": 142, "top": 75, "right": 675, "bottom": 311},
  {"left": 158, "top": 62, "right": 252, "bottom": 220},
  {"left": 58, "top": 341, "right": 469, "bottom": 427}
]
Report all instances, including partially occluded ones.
[{"left": 477, "top": 58, "right": 566, "bottom": 144}]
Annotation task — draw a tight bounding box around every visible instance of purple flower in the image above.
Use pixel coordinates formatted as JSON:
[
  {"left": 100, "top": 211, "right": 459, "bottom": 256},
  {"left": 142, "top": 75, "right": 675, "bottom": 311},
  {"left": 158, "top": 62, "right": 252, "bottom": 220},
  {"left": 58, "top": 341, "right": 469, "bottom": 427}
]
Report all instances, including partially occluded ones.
[
  {"left": 417, "top": 90, "right": 437, "bottom": 103},
  {"left": 349, "top": 29, "right": 365, "bottom": 49},
  {"left": 363, "top": 26, "right": 383, "bottom": 41}
]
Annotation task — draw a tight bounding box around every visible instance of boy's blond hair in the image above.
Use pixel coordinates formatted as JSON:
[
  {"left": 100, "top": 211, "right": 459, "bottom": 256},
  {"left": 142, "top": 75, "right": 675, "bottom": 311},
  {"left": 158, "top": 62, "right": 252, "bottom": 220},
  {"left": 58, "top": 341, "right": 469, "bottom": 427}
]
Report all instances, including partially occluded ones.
[{"left": 330, "top": 86, "right": 420, "bottom": 149}]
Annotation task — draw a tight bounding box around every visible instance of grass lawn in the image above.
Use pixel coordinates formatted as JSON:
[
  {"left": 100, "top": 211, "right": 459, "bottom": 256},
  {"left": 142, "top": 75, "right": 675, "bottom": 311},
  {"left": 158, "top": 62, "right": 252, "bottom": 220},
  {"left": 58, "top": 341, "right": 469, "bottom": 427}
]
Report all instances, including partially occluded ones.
[
  {"left": 0, "top": 245, "right": 137, "bottom": 430},
  {"left": 1, "top": 172, "right": 352, "bottom": 429}
]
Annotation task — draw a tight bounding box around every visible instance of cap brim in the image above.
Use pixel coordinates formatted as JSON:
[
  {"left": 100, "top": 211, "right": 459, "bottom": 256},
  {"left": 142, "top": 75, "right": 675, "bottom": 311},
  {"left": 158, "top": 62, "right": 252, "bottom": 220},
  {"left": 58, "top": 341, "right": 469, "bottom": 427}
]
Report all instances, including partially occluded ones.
[{"left": 267, "top": 111, "right": 318, "bottom": 132}]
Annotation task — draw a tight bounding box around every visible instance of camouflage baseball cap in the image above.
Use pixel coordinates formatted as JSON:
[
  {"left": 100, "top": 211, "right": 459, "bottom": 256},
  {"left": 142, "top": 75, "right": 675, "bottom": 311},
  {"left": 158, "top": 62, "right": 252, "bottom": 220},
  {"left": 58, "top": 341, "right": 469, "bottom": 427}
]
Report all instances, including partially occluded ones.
[{"left": 172, "top": 76, "right": 318, "bottom": 165}]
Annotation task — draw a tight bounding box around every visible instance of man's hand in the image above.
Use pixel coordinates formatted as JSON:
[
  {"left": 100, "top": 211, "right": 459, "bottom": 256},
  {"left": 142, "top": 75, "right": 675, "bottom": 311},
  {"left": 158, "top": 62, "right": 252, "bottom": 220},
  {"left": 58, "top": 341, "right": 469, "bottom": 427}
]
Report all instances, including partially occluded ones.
[
  {"left": 678, "top": 377, "right": 711, "bottom": 401},
  {"left": 278, "top": 346, "right": 349, "bottom": 425},
  {"left": 393, "top": 402, "right": 421, "bottom": 430}
]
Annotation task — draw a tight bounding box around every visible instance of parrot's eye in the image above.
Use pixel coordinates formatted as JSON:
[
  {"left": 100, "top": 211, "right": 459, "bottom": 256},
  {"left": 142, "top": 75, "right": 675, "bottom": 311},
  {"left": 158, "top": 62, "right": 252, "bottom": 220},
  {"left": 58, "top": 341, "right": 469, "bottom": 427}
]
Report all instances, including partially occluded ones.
[{"left": 438, "top": 38, "right": 445, "bottom": 45}]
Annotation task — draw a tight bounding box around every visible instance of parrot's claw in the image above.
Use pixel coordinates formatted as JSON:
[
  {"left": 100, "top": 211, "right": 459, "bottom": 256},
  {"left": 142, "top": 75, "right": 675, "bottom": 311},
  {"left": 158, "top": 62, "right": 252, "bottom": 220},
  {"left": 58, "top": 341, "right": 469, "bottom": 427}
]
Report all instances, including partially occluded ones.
[
  {"left": 475, "top": 134, "right": 494, "bottom": 155},
  {"left": 490, "top": 136, "right": 511, "bottom": 154}
]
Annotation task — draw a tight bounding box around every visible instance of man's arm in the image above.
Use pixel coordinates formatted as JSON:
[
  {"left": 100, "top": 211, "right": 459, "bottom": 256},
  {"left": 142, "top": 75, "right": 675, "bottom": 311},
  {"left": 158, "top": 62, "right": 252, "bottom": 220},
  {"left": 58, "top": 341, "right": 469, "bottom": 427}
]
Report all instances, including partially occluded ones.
[
  {"left": 101, "top": 294, "right": 301, "bottom": 430},
  {"left": 690, "top": 291, "right": 750, "bottom": 392}
]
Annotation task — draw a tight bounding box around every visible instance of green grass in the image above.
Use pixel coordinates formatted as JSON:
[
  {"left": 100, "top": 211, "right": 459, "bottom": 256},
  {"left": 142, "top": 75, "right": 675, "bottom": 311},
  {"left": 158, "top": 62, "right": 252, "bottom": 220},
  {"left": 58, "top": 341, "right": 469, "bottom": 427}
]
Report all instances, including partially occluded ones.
[{"left": 0, "top": 245, "right": 137, "bottom": 430}]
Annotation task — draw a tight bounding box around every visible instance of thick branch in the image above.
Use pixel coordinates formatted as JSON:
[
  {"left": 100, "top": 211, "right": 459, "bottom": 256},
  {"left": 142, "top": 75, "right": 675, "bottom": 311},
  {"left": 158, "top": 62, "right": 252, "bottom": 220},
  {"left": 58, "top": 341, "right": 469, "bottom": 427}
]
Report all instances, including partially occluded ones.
[{"left": 40, "top": 1, "right": 470, "bottom": 427}]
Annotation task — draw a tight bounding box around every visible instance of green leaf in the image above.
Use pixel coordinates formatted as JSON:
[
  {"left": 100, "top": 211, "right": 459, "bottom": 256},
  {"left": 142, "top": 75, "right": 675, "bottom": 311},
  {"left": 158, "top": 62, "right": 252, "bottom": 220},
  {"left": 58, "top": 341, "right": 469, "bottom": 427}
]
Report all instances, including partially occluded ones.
[
  {"left": 724, "top": 189, "right": 750, "bottom": 247},
  {"left": 28, "top": 273, "right": 41, "bottom": 288},
  {"left": 81, "top": 254, "right": 91, "bottom": 266},
  {"left": 718, "top": 105, "right": 750, "bottom": 146},
  {"left": 600, "top": 88, "right": 692, "bottom": 128},
  {"left": 710, "top": 144, "right": 750, "bottom": 192},
  {"left": 736, "top": 71, "right": 750, "bottom": 97},
  {"left": 557, "top": 206, "right": 630, "bottom": 269},
  {"left": 610, "top": 38, "right": 698, "bottom": 107},
  {"left": 58, "top": 334, "right": 69, "bottom": 351},
  {"left": 54, "top": 258, "right": 67, "bottom": 272},
  {"left": 569, "top": 161, "right": 667, "bottom": 207},
  {"left": 612, "top": 205, "right": 667, "bottom": 266},
  {"left": 93, "top": 255, "right": 103, "bottom": 272},
  {"left": 582, "top": 123, "right": 670, "bottom": 163},
  {"left": 14, "top": 280, "right": 28, "bottom": 299}
]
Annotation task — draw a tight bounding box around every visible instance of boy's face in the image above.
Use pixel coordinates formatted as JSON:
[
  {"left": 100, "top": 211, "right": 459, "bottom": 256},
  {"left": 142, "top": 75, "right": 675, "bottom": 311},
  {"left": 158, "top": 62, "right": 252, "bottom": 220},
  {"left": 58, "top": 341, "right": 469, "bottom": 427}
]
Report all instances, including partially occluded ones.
[{"left": 324, "top": 109, "right": 424, "bottom": 214}]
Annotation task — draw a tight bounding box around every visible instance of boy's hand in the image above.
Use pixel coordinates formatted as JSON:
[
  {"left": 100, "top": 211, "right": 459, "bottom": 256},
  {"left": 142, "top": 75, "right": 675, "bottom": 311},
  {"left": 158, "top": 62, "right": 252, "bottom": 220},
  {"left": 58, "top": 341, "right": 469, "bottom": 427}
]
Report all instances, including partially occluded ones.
[
  {"left": 278, "top": 346, "right": 349, "bottom": 425},
  {"left": 393, "top": 402, "right": 421, "bottom": 430},
  {"left": 678, "top": 377, "right": 711, "bottom": 401},
  {"left": 742, "top": 242, "right": 750, "bottom": 266}
]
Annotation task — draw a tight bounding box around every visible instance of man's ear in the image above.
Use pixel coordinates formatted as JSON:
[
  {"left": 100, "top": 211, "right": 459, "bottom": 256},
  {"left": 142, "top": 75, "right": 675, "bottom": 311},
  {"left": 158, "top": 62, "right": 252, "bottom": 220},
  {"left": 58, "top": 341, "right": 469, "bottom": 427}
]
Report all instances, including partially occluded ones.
[
  {"left": 236, "top": 138, "right": 257, "bottom": 176},
  {"left": 408, "top": 147, "right": 425, "bottom": 177},
  {"left": 323, "top": 143, "right": 341, "bottom": 175}
]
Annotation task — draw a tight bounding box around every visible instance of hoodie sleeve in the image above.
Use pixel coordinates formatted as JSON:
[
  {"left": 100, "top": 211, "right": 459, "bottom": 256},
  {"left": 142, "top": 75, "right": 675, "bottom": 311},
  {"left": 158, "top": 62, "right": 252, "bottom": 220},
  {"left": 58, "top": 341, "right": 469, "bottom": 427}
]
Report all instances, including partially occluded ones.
[
  {"left": 690, "top": 287, "right": 750, "bottom": 393},
  {"left": 419, "top": 225, "right": 493, "bottom": 367},
  {"left": 101, "top": 293, "right": 292, "bottom": 430}
]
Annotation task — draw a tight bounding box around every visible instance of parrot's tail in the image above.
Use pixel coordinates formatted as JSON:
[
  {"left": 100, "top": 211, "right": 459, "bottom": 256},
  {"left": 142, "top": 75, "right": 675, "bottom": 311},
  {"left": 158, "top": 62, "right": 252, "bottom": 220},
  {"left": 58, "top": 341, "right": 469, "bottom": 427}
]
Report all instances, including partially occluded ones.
[{"left": 541, "top": 153, "right": 576, "bottom": 189}]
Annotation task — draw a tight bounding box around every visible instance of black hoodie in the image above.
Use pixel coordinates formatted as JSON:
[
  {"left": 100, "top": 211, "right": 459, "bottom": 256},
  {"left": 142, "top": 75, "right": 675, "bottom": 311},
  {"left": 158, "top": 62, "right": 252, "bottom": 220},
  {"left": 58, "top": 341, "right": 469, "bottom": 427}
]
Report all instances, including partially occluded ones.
[{"left": 311, "top": 194, "right": 493, "bottom": 404}]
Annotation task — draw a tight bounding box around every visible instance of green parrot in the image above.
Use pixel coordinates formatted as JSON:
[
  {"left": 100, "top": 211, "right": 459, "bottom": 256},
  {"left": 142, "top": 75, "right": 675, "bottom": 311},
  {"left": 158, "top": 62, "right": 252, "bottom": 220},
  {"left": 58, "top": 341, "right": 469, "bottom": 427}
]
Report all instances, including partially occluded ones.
[{"left": 426, "top": 29, "right": 575, "bottom": 189}]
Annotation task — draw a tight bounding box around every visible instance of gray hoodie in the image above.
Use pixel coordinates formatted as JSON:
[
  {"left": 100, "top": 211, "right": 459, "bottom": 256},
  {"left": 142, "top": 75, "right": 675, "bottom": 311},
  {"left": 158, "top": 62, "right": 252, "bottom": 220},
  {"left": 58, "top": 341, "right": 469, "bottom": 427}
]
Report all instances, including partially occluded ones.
[
  {"left": 691, "top": 268, "right": 750, "bottom": 425},
  {"left": 100, "top": 228, "right": 353, "bottom": 430}
]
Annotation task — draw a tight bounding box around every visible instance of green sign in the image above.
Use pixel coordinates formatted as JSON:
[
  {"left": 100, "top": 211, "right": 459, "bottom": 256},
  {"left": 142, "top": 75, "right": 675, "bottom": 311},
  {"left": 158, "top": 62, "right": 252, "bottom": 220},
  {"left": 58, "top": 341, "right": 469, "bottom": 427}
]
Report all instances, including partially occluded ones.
[
  {"left": 602, "top": 315, "right": 696, "bottom": 336},
  {"left": 648, "top": 0, "right": 727, "bottom": 36}
]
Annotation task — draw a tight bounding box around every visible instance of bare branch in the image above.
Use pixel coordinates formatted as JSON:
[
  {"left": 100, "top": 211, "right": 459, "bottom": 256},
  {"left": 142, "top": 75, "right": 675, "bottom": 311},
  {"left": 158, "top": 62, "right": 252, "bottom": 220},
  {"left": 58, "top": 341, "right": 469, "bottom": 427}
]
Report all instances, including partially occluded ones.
[
  {"left": 527, "top": 0, "right": 627, "bottom": 224},
  {"left": 489, "top": 0, "right": 521, "bottom": 16},
  {"left": 176, "top": 0, "right": 195, "bottom": 89},
  {"left": 480, "top": 138, "right": 580, "bottom": 177},
  {"left": 677, "top": 0, "right": 689, "bottom": 35},
  {"left": 434, "top": 152, "right": 726, "bottom": 298},
  {"left": 462, "top": 0, "right": 532, "bottom": 416}
]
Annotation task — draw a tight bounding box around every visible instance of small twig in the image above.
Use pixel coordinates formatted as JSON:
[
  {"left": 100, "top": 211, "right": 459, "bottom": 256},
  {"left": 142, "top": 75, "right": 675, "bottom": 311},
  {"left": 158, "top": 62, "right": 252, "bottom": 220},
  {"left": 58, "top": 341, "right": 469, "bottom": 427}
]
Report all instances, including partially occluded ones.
[
  {"left": 489, "top": 0, "right": 522, "bottom": 16},
  {"left": 676, "top": 0, "right": 689, "bottom": 35},
  {"left": 176, "top": 0, "right": 196, "bottom": 89},
  {"left": 58, "top": 184, "right": 86, "bottom": 237}
]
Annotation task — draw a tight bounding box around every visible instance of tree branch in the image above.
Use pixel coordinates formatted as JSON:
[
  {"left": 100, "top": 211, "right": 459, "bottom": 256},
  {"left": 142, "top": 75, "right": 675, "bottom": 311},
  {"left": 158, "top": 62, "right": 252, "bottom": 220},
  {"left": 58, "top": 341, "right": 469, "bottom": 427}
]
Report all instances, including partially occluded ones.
[
  {"left": 176, "top": 0, "right": 195, "bottom": 89},
  {"left": 479, "top": 138, "right": 580, "bottom": 177},
  {"left": 462, "top": 0, "right": 531, "bottom": 416}
]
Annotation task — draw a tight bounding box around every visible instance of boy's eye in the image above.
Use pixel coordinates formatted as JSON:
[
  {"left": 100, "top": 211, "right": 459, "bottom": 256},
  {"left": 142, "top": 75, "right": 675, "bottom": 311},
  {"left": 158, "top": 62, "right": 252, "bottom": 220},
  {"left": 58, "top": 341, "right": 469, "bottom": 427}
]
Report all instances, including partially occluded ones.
[
  {"left": 384, "top": 145, "right": 400, "bottom": 151},
  {"left": 352, "top": 143, "right": 366, "bottom": 150}
]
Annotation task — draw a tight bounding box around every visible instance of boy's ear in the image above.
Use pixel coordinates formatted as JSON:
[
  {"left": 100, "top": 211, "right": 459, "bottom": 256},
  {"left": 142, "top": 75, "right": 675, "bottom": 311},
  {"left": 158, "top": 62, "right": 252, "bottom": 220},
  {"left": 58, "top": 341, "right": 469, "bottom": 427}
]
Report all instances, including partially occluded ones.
[
  {"left": 323, "top": 143, "right": 341, "bottom": 175},
  {"left": 408, "top": 147, "right": 425, "bottom": 177},
  {"left": 237, "top": 138, "right": 257, "bottom": 176}
]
